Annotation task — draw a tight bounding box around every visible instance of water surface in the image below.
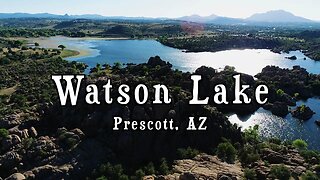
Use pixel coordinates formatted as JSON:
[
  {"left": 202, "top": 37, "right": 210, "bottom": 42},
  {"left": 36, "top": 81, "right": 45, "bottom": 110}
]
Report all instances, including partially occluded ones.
[
  {"left": 40, "top": 37, "right": 320, "bottom": 150},
  {"left": 37, "top": 36, "right": 320, "bottom": 75}
]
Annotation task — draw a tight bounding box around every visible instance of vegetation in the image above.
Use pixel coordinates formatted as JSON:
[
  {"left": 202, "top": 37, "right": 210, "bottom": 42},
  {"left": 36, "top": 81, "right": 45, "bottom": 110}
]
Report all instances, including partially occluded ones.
[
  {"left": 292, "top": 139, "right": 308, "bottom": 150},
  {"left": 244, "top": 168, "right": 257, "bottom": 180},
  {"left": 301, "top": 171, "right": 319, "bottom": 180},
  {"left": 0, "top": 128, "right": 9, "bottom": 138},
  {"left": 216, "top": 141, "right": 237, "bottom": 163},
  {"left": 270, "top": 164, "right": 291, "bottom": 180},
  {"left": 176, "top": 147, "right": 200, "bottom": 159}
]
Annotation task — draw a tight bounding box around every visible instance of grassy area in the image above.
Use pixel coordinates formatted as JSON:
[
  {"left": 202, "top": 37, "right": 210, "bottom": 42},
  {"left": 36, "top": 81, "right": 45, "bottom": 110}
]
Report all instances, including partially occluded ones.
[
  {"left": 60, "top": 49, "right": 80, "bottom": 58},
  {"left": 0, "top": 85, "right": 18, "bottom": 96}
]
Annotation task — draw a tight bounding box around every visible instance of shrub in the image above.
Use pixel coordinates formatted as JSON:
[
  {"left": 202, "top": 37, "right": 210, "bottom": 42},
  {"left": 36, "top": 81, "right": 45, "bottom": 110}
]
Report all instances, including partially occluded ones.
[
  {"left": 301, "top": 171, "right": 318, "bottom": 180},
  {"left": 97, "top": 163, "right": 128, "bottom": 180},
  {"left": 300, "top": 150, "right": 320, "bottom": 164},
  {"left": 244, "top": 168, "right": 257, "bottom": 180},
  {"left": 243, "top": 125, "right": 259, "bottom": 144},
  {"left": 158, "top": 158, "right": 170, "bottom": 175},
  {"left": 270, "top": 164, "right": 291, "bottom": 180},
  {"left": 292, "top": 139, "right": 308, "bottom": 150},
  {"left": 276, "top": 89, "right": 285, "bottom": 96},
  {"left": 238, "top": 144, "right": 260, "bottom": 166},
  {"left": 0, "top": 128, "right": 9, "bottom": 138},
  {"left": 177, "top": 147, "right": 200, "bottom": 159},
  {"left": 143, "top": 162, "right": 155, "bottom": 175},
  {"left": 268, "top": 138, "right": 282, "bottom": 145},
  {"left": 134, "top": 169, "right": 145, "bottom": 180},
  {"left": 216, "top": 142, "right": 237, "bottom": 163}
]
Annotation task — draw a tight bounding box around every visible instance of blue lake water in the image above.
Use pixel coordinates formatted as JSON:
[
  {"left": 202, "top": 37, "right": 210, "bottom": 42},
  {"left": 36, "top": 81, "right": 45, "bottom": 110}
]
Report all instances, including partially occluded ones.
[{"left": 40, "top": 37, "right": 320, "bottom": 150}]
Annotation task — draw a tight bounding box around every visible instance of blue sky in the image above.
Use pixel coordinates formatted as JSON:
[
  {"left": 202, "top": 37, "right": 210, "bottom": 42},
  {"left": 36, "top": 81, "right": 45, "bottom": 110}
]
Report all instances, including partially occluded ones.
[{"left": 1, "top": 0, "right": 319, "bottom": 20}]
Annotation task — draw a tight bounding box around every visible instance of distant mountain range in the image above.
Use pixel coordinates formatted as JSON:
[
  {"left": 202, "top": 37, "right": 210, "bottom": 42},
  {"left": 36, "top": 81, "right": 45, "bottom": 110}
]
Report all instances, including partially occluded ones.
[
  {"left": 176, "top": 10, "right": 315, "bottom": 24},
  {"left": 0, "top": 10, "right": 317, "bottom": 24},
  {"left": 0, "top": 13, "right": 106, "bottom": 19}
]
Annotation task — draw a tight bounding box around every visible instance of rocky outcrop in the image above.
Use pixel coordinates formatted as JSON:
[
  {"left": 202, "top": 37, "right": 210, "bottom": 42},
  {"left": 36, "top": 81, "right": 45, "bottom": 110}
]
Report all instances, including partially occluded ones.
[
  {"left": 285, "top": 56, "right": 297, "bottom": 60},
  {"left": 149, "top": 154, "right": 243, "bottom": 180},
  {"left": 23, "top": 164, "right": 71, "bottom": 179},
  {"left": 5, "top": 173, "right": 26, "bottom": 180},
  {"left": 270, "top": 102, "right": 289, "bottom": 117},
  {"left": 0, "top": 114, "right": 21, "bottom": 129},
  {"left": 291, "top": 105, "right": 315, "bottom": 120},
  {"left": 1, "top": 134, "right": 21, "bottom": 151}
]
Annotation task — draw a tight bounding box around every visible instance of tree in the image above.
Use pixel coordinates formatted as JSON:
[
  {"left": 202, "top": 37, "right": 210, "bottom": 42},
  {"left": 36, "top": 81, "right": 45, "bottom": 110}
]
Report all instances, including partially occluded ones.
[
  {"left": 112, "top": 62, "right": 122, "bottom": 70},
  {"left": 0, "top": 128, "right": 9, "bottom": 138},
  {"left": 216, "top": 142, "right": 237, "bottom": 163},
  {"left": 58, "top": 45, "right": 66, "bottom": 51},
  {"left": 244, "top": 168, "right": 257, "bottom": 180},
  {"left": 292, "top": 139, "right": 308, "bottom": 150},
  {"left": 158, "top": 158, "right": 170, "bottom": 175},
  {"left": 301, "top": 171, "right": 318, "bottom": 180},
  {"left": 243, "top": 125, "right": 259, "bottom": 144},
  {"left": 270, "top": 164, "right": 291, "bottom": 180}
]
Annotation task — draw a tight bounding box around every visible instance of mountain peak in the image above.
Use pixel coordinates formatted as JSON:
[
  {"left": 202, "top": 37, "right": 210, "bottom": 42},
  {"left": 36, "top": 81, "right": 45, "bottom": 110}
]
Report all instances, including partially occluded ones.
[{"left": 246, "top": 10, "right": 312, "bottom": 23}]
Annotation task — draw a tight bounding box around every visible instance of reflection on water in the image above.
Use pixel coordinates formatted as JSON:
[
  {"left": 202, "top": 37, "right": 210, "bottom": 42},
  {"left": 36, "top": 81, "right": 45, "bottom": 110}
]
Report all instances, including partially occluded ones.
[
  {"left": 228, "top": 97, "right": 320, "bottom": 150},
  {"left": 38, "top": 37, "right": 320, "bottom": 76},
  {"left": 41, "top": 37, "right": 320, "bottom": 149}
]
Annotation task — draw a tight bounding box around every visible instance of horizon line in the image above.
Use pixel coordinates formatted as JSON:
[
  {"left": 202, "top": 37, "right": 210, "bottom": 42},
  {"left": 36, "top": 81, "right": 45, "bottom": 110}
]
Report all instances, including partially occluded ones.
[{"left": 0, "top": 9, "right": 319, "bottom": 21}]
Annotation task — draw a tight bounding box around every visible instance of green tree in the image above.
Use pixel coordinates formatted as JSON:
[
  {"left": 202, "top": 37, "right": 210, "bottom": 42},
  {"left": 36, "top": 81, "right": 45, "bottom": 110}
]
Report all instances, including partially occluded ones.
[
  {"left": 177, "top": 147, "right": 200, "bottom": 159},
  {"left": 216, "top": 142, "right": 237, "bottom": 163},
  {"left": 243, "top": 125, "right": 259, "bottom": 144},
  {"left": 270, "top": 164, "right": 291, "bottom": 180},
  {"left": 0, "top": 128, "right": 9, "bottom": 138},
  {"left": 292, "top": 139, "right": 308, "bottom": 150},
  {"left": 244, "top": 168, "right": 257, "bottom": 180},
  {"left": 58, "top": 45, "right": 66, "bottom": 51},
  {"left": 301, "top": 171, "right": 318, "bottom": 180},
  {"left": 158, "top": 158, "right": 170, "bottom": 175},
  {"left": 112, "top": 62, "right": 122, "bottom": 70},
  {"left": 276, "top": 89, "right": 285, "bottom": 96}
]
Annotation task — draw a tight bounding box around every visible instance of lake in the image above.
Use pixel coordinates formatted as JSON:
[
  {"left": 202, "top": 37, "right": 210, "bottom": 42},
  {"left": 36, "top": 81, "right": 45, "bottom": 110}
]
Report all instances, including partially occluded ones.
[
  {"left": 36, "top": 36, "right": 320, "bottom": 150},
  {"left": 34, "top": 36, "right": 320, "bottom": 75}
]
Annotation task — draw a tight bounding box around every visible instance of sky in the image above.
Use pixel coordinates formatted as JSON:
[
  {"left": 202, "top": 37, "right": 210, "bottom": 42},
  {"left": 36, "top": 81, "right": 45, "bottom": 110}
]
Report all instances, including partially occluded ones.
[{"left": 1, "top": 0, "right": 320, "bottom": 21}]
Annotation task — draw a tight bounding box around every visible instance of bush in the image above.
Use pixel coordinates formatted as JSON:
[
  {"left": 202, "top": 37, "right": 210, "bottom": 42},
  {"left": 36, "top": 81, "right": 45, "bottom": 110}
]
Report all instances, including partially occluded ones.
[
  {"left": 238, "top": 144, "right": 260, "bottom": 166},
  {"left": 177, "top": 147, "right": 200, "bottom": 159},
  {"left": 270, "top": 164, "right": 291, "bottom": 180},
  {"left": 158, "top": 158, "right": 170, "bottom": 175},
  {"left": 216, "top": 142, "right": 237, "bottom": 163},
  {"left": 300, "top": 150, "right": 320, "bottom": 164},
  {"left": 243, "top": 125, "right": 259, "bottom": 144},
  {"left": 244, "top": 168, "right": 257, "bottom": 180},
  {"left": 97, "top": 163, "right": 128, "bottom": 180},
  {"left": 301, "top": 171, "right": 318, "bottom": 180},
  {"left": 0, "top": 128, "right": 9, "bottom": 138},
  {"left": 268, "top": 138, "right": 282, "bottom": 145},
  {"left": 133, "top": 169, "right": 145, "bottom": 180},
  {"left": 276, "top": 89, "right": 285, "bottom": 96},
  {"left": 292, "top": 139, "right": 308, "bottom": 150},
  {"left": 143, "top": 162, "right": 155, "bottom": 175}
]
